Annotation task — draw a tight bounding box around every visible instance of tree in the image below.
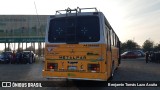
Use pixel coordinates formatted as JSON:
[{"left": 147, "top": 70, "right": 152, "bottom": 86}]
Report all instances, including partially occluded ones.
[
  {"left": 25, "top": 46, "right": 35, "bottom": 52},
  {"left": 35, "top": 48, "right": 44, "bottom": 56},
  {"left": 142, "top": 39, "right": 154, "bottom": 52},
  {"left": 121, "top": 40, "right": 140, "bottom": 52},
  {"left": 16, "top": 48, "right": 23, "bottom": 52},
  {"left": 121, "top": 42, "right": 127, "bottom": 53},
  {"left": 154, "top": 44, "right": 160, "bottom": 52}
]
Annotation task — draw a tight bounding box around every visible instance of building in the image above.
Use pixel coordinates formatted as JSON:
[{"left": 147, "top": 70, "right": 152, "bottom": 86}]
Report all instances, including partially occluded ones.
[
  {"left": 0, "top": 15, "right": 49, "bottom": 54},
  {"left": 0, "top": 15, "right": 48, "bottom": 43}
]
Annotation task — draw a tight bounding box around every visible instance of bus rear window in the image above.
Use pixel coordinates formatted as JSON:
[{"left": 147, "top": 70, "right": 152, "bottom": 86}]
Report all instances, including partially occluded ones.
[{"left": 48, "top": 16, "right": 100, "bottom": 43}]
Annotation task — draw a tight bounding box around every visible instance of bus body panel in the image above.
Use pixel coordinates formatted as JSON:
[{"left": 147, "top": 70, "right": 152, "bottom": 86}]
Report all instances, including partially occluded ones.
[
  {"left": 43, "top": 10, "right": 120, "bottom": 81},
  {"left": 43, "top": 44, "right": 119, "bottom": 81},
  {"left": 43, "top": 44, "right": 109, "bottom": 81}
]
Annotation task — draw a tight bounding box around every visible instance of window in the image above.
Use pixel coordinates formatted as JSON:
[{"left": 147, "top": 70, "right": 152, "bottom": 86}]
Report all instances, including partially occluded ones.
[
  {"left": 113, "top": 32, "right": 115, "bottom": 46},
  {"left": 108, "top": 30, "right": 111, "bottom": 51},
  {"left": 105, "top": 18, "right": 111, "bottom": 51},
  {"left": 110, "top": 30, "right": 113, "bottom": 46},
  {"left": 48, "top": 16, "right": 100, "bottom": 43}
]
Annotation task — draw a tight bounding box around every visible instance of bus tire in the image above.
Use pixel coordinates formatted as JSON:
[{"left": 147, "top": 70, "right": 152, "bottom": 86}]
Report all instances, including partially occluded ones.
[
  {"left": 115, "top": 63, "right": 119, "bottom": 70},
  {"left": 109, "top": 61, "right": 115, "bottom": 81},
  {"left": 115, "top": 67, "right": 118, "bottom": 70},
  {"left": 110, "top": 61, "right": 114, "bottom": 79},
  {"left": 108, "top": 74, "right": 113, "bottom": 81}
]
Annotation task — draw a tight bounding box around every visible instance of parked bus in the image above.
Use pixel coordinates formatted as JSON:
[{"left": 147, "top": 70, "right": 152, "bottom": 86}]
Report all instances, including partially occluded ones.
[{"left": 42, "top": 7, "right": 121, "bottom": 81}]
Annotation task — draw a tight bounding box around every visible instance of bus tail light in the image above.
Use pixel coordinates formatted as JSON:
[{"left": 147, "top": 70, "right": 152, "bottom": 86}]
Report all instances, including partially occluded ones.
[
  {"left": 49, "top": 66, "right": 53, "bottom": 69},
  {"left": 88, "top": 64, "right": 100, "bottom": 72},
  {"left": 47, "top": 63, "right": 58, "bottom": 70}
]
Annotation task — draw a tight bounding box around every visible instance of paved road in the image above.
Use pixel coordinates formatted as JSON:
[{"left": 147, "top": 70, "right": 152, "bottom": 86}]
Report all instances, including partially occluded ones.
[
  {"left": 0, "top": 58, "right": 160, "bottom": 90},
  {"left": 113, "top": 58, "right": 160, "bottom": 81},
  {"left": 0, "top": 57, "right": 45, "bottom": 81},
  {"left": 75, "top": 58, "right": 160, "bottom": 90}
]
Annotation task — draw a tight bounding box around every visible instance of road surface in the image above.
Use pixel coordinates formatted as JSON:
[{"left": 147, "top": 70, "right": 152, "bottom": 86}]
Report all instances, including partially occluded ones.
[{"left": 0, "top": 58, "right": 160, "bottom": 90}]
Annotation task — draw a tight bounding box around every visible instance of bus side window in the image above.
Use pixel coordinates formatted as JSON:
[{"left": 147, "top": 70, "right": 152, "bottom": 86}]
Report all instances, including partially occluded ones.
[
  {"left": 112, "top": 31, "right": 114, "bottom": 46},
  {"left": 114, "top": 34, "right": 116, "bottom": 47},
  {"left": 116, "top": 36, "right": 118, "bottom": 47},
  {"left": 110, "top": 30, "right": 113, "bottom": 46},
  {"left": 108, "top": 30, "right": 111, "bottom": 51},
  {"left": 115, "top": 35, "right": 116, "bottom": 47},
  {"left": 113, "top": 33, "right": 116, "bottom": 46},
  {"left": 105, "top": 27, "right": 108, "bottom": 44},
  {"left": 105, "top": 18, "right": 111, "bottom": 51},
  {"left": 112, "top": 30, "right": 114, "bottom": 46},
  {"left": 105, "top": 27, "right": 110, "bottom": 51},
  {"left": 112, "top": 31, "right": 116, "bottom": 47}
]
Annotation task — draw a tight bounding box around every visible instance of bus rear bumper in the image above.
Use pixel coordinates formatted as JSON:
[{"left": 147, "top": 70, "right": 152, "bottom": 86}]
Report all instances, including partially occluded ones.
[{"left": 42, "top": 70, "right": 107, "bottom": 81}]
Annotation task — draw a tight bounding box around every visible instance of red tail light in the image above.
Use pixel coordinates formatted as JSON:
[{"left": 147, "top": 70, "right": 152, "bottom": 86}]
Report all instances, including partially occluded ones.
[
  {"left": 47, "top": 63, "right": 58, "bottom": 70},
  {"left": 88, "top": 64, "right": 100, "bottom": 72},
  {"left": 49, "top": 66, "right": 53, "bottom": 69}
]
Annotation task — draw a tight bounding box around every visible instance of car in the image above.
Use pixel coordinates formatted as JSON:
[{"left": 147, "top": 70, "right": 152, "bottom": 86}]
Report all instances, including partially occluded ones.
[
  {"left": 22, "top": 51, "right": 36, "bottom": 64},
  {"left": 0, "top": 51, "right": 12, "bottom": 64},
  {"left": 133, "top": 51, "right": 142, "bottom": 57},
  {"left": 15, "top": 52, "right": 23, "bottom": 64},
  {"left": 0, "top": 54, "right": 6, "bottom": 63},
  {"left": 121, "top": 51, "right": 138, "bottom": 59},
  {"left": 137, "top": 50, "right": 145, "bottom": 57},
  {"left": 133, "top": 50, "right": 145, "bottom": 57}
]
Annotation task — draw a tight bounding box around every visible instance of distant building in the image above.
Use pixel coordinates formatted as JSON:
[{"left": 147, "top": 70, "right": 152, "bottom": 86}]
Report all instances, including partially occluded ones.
[{"left": 0, "top": 15, "right": 49, "bottom": 43}]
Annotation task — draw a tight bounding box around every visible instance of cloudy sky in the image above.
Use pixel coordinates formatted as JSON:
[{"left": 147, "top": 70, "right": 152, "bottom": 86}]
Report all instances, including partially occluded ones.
[{"left": 0, "top": 0, "right": 160, "bottom": 46}]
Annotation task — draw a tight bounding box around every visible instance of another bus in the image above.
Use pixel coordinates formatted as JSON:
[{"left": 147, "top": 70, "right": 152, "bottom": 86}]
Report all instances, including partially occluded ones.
[{"left": 42, "top": 7, "right": 121, "bottom": 81}]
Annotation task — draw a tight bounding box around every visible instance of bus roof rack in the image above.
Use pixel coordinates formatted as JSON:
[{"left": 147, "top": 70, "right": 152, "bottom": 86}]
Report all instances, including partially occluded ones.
[
  {"left": 77, "top": 7, "right": 98, "bottom": 13},
  {"left": 55, "top": 7, "right": 98, "bottom": 15}
]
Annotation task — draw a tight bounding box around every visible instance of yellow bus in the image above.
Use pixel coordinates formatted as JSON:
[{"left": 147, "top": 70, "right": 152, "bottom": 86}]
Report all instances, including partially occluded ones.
[{"left": 42, "top": 7, "right": 121, "bottom": 81}]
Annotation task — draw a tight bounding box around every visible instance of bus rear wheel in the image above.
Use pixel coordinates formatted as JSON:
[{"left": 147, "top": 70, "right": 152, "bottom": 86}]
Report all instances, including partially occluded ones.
[{"left": 109, "top": 61, "right": 115, "bottom": 81}]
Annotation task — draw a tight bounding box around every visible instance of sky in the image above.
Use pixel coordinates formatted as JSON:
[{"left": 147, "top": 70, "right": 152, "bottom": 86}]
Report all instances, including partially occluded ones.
[{"left": 0, "top": 0, "right": 160, "bottom": 48}]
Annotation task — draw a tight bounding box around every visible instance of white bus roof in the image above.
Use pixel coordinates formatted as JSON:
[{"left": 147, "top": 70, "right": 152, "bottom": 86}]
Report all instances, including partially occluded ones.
[{"left": 49, "top": 7, "right": 104, "bottom": 18}]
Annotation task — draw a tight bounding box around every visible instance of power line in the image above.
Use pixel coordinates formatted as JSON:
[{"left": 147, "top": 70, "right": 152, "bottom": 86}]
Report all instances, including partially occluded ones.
[{"left": 34, "top": 1, "right": 43, "bottom": 37}]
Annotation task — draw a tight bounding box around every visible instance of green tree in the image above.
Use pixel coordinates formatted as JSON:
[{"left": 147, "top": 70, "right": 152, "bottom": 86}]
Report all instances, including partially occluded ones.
[
  {"left": 25, "top": 46, "right": 35, "bottom": 52},
  {"left": 121, "top": 40, "right": 140, "bottom": 53},
  {"left": 16, "top": 48, "right": 23, "bottom": 52},
  {"left": 35, "top": 48, "right": 44, "bottom": 56},
  {"left": 154, "top": 44, "right": 160, "bottom": 52},
  {"left": 121, "top": 42, "right": 127, "bottom": 53},
  {"left": 142, "top": 39, "right": 154, "bottom": 52}
]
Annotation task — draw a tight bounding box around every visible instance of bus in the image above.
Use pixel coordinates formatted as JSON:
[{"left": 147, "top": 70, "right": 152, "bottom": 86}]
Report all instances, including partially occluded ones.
[{"left": 42, "top": 7, "right": 121, "bottom": 81}]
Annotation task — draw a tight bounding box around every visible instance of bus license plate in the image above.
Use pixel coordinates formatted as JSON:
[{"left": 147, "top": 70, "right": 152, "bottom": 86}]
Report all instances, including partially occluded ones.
[{"left": 68, "top": 66, "right": 77, "bottom": 70}]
